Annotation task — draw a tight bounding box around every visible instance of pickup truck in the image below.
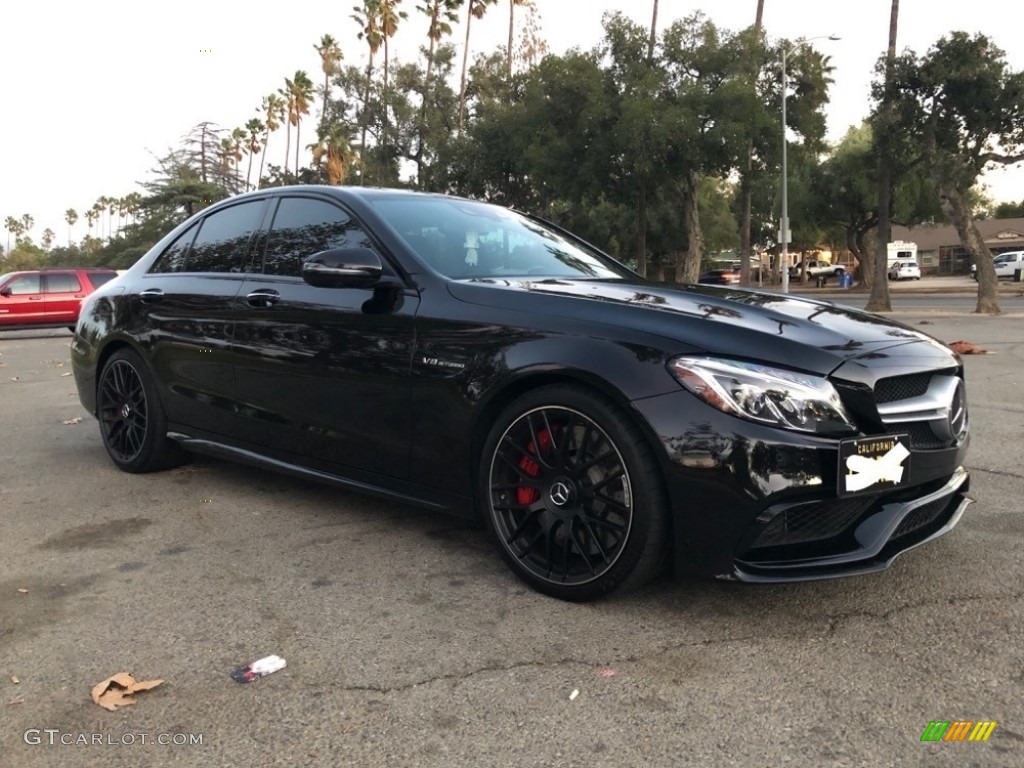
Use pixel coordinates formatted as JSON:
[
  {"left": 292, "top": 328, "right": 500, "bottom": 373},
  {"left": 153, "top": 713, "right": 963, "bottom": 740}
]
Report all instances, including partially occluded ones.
[
  {"left": 970, "top": 250, "right": 1024, "bottom": 280},
  {"left": 789, "top": 260, "right": 846, "bottom": 282}
]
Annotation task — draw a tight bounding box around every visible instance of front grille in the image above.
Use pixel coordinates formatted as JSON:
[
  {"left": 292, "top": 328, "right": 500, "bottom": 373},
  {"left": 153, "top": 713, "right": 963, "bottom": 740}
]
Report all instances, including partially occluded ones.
[
  {"left": 750, "top": 498, "right": 873, "bottom": 549},
  {"left": 875, "top": 373, "right": 933, "bottom": 404},
  {"left": 883, "top": 421, "right": 949, "bottom": 450}
]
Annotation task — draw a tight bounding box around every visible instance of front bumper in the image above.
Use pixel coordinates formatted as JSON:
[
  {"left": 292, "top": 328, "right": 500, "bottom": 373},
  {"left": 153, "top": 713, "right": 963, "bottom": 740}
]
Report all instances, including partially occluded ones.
[{"left": 630, "top": 390, "right": 971, "bottom": 583}]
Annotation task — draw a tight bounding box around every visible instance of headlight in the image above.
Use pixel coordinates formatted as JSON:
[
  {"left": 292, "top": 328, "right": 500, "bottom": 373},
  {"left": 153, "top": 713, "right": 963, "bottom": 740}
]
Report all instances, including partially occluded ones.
[{"left": 668, "top": 356, "right": 857, "bottom": 435}]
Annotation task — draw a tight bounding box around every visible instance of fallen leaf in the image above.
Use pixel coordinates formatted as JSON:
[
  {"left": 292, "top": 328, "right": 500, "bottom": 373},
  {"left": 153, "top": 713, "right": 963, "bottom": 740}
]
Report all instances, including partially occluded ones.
[
  {"left": 597, "top": 668, "right": 617, "bottom": 678},
  {"left": 8, "top": 377, "right": 18, "bottom": 382},
  {"left": 11, "top": 676, "right": 20, "bottom": 684},
  {"left": 949, "top": 340, "right": 987, "bottom": 355},
  {"left": 17, "top": 588, "right": 28, "bottom": 594},
  {"left": 918, "top": 320, "right": 932, "bottom": 325},
  {"left": 61, "top": 372, "right": 72, "bottom": 377},
  {"left": 9, "top": 695, "right": 24, "bottom": 705},
  {"left": 62, "top": 417, "right": 83, "bottom": 425},
  {"left": 91, "top": 673, "right": 164, "bottom": 711}
]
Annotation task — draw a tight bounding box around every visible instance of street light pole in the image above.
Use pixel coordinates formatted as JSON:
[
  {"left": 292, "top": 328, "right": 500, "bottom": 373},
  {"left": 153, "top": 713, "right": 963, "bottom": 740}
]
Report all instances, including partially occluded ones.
[{"left": 779, "top": 35, "right": 839, "bottom": 295}]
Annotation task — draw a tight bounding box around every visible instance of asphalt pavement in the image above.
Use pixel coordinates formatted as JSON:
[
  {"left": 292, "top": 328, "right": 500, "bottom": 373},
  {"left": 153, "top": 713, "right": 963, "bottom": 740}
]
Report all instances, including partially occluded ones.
[{"left": 1, "top": 309, "right": 1022, "bottom": 768}]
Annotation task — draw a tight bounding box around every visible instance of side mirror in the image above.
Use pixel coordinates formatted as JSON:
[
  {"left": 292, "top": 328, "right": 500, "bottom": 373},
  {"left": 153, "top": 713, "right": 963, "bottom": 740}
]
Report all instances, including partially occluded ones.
[
  {"left": 0, "top": 286, "right": 11, "bottom": 297},
  {"left": 302, "top": 248, "right": 385, "bottom": 289}
]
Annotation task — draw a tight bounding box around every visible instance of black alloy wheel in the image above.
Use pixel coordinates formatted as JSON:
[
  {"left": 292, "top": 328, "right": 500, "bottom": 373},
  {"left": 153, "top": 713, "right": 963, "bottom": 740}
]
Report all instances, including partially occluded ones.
[
  {"left": 481, "top": 385, "right": 669, "bottom": 601},
  {"left": 97, "top": 349, "right": 185, "bottom": 473}
]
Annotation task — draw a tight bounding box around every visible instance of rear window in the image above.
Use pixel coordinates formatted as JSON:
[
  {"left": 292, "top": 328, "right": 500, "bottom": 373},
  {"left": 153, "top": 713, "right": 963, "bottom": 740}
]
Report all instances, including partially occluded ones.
[
  {"left": 45, "top": 273, "right": 82, "bottom": 293},
  {"left": 88, "top": 272, "right": 117, "bottom": 289}
]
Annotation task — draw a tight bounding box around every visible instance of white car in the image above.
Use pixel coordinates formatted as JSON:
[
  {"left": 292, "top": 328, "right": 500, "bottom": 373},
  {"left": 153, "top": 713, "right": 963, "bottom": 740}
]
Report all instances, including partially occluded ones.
[{"left": 888, "top": 261, "right": 921, "bottom": 280}]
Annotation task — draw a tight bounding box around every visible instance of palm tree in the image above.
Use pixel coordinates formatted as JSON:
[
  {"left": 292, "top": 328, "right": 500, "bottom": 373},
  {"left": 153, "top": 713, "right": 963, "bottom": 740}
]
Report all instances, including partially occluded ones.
[
  {"left": 41, "top": 228, "right": 55, "bottom": 250},
  {"left": 85, "top": 208, "right": 99, "bottom": 237},
  {"left": 353, "top": 0, "right": 385, "bottom": 165},
  {"left": 507, "top": 0, "right": 528, "bottom": 77},
  {"left": 20, "top": 213, "right": 34, "bottom": 240},
  {"left": 314, "top": 35, "right": 344, "bottom": 134},
  {"left": 4, "top": 216, "right": 20, "bottom": 254},
  {"left": 419, "top": 0, "right": 460, "bottom": 85},
  {"left": 258, "top": 93, "right": 285, "bottom": 187},
  {"left": 279, "top": 79, "right": 297, "bottom": 175},
  {"left": 311, "top": 124, "right": 357, "bottom": 185},
  {"left": 379, "top": 0, "right": 408, "bottom": 154},
  {"left": 124, "top": 193, "right": 143, "bottom": 226},
  {"left": 288, "top": 71, "right": 316, "bottom": 174},
  {"left": 244, "top": 118, "right": 265, "bottom": 191},
  {"left": 65, "top": 209, "right": 78, "bottom": 246},
  {"left": 458, "top": 0, "right": 499, "bottom": 131}
]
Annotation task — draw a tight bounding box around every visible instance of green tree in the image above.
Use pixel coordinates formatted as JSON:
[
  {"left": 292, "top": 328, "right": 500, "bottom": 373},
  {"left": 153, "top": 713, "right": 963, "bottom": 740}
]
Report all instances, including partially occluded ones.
[
  {"left": 419, "top": 0, "right": 461, "bottom": 85},
  {"left": 353, "top": 0, "right": 385, "bottom": 162},
  {"left": 244, "top": 118, "right": 265, "bottom": 190},
  {"left": 288, "top": 71, "right": 316, "bottom": 174},
  {"left": 507, "top": 0, "right": 529, "bottom": 77},
  {"left": 994, "top": 199, "right": 1024, "bottom": 218},
  {"left": 4, "top": 216, "right": 20, "bottom": 254},
  {"left": 887, "top": 32, "right": 1024, "bottom": 313},
  {"left": 41, "top": 228, "right": 55, "bottom": 250}
]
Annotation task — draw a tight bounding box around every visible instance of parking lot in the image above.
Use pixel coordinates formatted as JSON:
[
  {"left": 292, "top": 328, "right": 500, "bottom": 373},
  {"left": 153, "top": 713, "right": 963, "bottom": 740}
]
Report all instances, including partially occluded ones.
[{"left": 1, "top": 313, "right": 1022, "bottom": 767}]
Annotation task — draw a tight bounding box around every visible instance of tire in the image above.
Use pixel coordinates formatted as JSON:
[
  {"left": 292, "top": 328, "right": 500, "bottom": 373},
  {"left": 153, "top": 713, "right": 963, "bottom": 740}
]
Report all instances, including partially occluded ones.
[
  {"left": 96, "top": 348, "right": 186, "bottom": 473},
  {"left": 67, "top": 326, "right": 76, "bottom": 333},
  {"left": 479, "top": 384, "right": 670, "bottom": 602}
]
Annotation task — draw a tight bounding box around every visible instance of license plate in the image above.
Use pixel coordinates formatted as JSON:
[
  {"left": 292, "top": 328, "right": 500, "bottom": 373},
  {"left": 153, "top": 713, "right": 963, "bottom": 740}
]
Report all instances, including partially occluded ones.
[{"left": 838, "top": 434, "right": 911, "bottom": 497}]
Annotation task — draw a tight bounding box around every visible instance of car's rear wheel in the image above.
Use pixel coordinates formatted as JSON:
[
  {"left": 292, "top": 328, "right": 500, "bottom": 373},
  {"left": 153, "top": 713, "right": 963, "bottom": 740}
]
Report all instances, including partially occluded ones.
[
  {"left": 97, "top": 348, "right": 185, "bottom": 473},
  {"left": 480, "top": 385, "right": 669, "bottom": 602}
]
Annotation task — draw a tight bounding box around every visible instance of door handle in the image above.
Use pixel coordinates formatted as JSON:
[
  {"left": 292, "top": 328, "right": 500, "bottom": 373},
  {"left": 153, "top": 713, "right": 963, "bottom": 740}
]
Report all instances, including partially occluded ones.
[
  {"left": 29, "top": 296, "right": 43, "bottom": 301},
  {"left": 140, "top": 288, "right": 164, "bottom": 304},
  {"left": 246, "top": 289, "right": 280, "bottom": 308}
]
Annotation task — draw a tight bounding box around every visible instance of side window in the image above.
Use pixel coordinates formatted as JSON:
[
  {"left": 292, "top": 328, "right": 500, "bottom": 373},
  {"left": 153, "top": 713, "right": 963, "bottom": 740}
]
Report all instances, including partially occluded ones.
[
  {"left": 187, "top": 201, "right": 266, "bottom": 273},
  {"left": 7, "top": 275, "right": 41, "bottom": 295},
  {"left": 150, "top": 223, "right": 199, "bottom": 274},
  {"left": 263, "top": 197, "right": 374, "bottom": 277},
  {"left": 45, "top": 274, "right": 82, "bottom": 293}
]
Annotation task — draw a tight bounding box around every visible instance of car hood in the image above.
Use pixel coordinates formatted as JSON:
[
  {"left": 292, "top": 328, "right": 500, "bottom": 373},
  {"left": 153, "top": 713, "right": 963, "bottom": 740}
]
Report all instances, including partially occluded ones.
[{"left": 448, "top": 278, "right": 958, "bottom": 378}]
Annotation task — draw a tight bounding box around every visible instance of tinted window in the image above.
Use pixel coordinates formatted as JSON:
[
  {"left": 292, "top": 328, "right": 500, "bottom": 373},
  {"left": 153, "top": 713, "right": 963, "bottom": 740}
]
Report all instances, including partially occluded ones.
[
  {"left": 187, "top": 200, "right": 265, "bottom": 273},
  {"left": 263, "top": 198, "right": 373, "bottom": 277},
  {"left": 150, "top": 224, "right": 199, "bottom": 274},
  {"left": 6, "top": 275, "right": 41, "bottom": 295},
  {"left": 89, "top": 272, "right": 117, "bottom": 288},
  {"left": 370, "top": 197, "right": 632, "bottom": 280},
  {"left": 45, "top": 274, "right": 82, "bottom": 293}
]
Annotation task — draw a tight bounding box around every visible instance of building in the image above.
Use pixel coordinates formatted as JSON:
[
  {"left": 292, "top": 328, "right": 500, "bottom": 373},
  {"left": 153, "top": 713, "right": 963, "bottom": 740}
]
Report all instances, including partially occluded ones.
[{"left": 890, "top": 218, "right": 1024, "bottom": 275}]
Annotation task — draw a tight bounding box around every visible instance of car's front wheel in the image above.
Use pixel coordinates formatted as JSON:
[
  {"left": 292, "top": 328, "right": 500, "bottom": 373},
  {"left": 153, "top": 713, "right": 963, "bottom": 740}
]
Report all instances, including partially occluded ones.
[
  {"left": 480, "top": 385, "right": 669, "bottom": 601},
  {"left": 97, "top": 348, "right": 186, "bottom": 473}
]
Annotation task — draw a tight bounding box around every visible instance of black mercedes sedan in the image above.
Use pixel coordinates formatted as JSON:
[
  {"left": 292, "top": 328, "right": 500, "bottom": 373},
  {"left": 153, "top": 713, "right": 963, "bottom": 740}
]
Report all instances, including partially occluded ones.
[{"left": 71, "top": 186, "right": 971, "bottom": 601}]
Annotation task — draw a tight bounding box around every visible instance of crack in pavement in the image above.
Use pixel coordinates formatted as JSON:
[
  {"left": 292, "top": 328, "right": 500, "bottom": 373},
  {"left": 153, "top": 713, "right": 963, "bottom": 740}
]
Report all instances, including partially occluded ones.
[
  {"left": 825, "top": 590, "right": 1024, "bottom": 637},
  {"left": 965, "top": 465, "right": 1024, "bottom": 480}
]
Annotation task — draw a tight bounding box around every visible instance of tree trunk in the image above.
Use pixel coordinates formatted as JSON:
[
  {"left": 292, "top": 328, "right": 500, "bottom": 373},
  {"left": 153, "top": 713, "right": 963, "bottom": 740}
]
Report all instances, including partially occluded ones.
[
  {"left": 739, "top": 0, "right": 765, "bottom": 286},
  {"left": 284, "top": 119, "right": 292, "bottom": 176},
  {"left": 458, "top": 6, "right": 474, "bottom": 132},
  {"left": 383, "top": 41, "right": 390, "bottom": 155},
  {"left": 508, "top": 0, "right": 515, "bottom": 78},
  {"left": 295, "top": 118, "right": 302, "bottom": 177},
  {"left": 361, "top": 53, "right": 375, "bottom": 180},
  {"left": 322, "top": 73, "right": 330, "bottom": 134},
  {"left": 648, "top": 0, "right": 658, "bottom": 60},
  {"left": 848, "top": 227, "right": 872, "bottom": 288},
  {"left": 678, "top": 171, "right": 704, "bottom": 284},
  {"left": 258, "top": 129, "right": 270, "bottom": 189},
  {"left": 637, "top": 185, "right": 648, "bottom": 277},
  {"left": 935, "top": 182, "right": 1000, "bottom": 314},
  {"left": 866, "top": 0, "right": 899, "bottom": 312}
]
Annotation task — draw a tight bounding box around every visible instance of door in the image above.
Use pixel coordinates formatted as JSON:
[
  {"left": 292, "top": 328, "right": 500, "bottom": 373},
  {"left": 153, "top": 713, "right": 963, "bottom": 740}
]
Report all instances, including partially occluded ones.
[
  {"left": 134, "top": 198, "right": 269, "bottom": 435},
  {"left": 42, "top": 272, "right": 85, "bottom": 324},
  {"left": 230, "top": 195, "right": 419, "bottom": 479},
  {"left": 0, "top": 273, "right": 45, "bottom": 327}
]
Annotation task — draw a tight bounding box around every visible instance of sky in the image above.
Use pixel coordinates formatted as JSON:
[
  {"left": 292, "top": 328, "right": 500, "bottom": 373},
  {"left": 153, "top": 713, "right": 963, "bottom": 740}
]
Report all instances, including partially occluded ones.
[{"left": 3, "top": 0, "right": 1023, "bottom": 246}]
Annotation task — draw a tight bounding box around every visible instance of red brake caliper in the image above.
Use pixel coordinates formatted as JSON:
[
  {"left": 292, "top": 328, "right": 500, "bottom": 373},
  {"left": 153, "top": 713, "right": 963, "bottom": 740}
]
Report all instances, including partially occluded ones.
[{"left": 517, "top": 428, "right": 553, "bottom": 505}]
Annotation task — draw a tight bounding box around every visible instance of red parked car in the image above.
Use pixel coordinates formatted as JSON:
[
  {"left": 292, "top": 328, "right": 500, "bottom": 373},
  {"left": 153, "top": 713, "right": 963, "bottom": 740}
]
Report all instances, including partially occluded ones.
[{"left": 0, "top": 268, "right": 119, "bottom": 332}]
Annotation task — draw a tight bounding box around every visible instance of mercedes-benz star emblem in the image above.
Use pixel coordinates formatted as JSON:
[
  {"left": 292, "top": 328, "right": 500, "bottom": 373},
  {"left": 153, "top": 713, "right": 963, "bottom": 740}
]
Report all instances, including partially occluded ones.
[{"left": 549, "top": 481, "right": 572, "bottom": 507}]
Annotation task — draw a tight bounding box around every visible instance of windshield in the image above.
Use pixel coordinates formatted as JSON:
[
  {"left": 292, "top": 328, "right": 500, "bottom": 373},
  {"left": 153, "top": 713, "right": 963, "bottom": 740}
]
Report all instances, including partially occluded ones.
[{"left": 369, "top": 196, "right": 634, "bottom": 280}]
